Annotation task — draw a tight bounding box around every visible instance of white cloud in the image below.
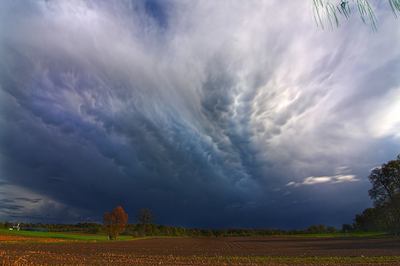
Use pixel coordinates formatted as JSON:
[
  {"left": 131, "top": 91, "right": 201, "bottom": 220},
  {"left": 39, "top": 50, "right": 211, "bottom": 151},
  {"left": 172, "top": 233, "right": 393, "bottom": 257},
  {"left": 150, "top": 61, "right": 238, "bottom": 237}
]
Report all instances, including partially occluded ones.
[
  {"left": 287, "top": 174, "right": 359, "bottom": 187},
  {"left": 368, "top": 87, "right": 400, "bottom": 139}
]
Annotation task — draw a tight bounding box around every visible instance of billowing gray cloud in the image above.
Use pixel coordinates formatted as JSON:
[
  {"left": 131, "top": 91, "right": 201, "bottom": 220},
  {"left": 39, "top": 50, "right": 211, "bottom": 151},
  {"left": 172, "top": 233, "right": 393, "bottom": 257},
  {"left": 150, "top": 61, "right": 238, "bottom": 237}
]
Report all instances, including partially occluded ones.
[{"left": 0, "top": 0, "right": 399, "bottom": 228}]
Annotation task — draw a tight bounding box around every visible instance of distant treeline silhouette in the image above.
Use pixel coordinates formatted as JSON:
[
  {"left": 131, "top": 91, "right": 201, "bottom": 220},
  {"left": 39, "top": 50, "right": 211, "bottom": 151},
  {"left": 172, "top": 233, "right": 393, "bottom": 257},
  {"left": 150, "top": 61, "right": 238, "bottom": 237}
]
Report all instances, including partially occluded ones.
[{"left": 1, "top": 221, "right": 343, "bottom": 237}]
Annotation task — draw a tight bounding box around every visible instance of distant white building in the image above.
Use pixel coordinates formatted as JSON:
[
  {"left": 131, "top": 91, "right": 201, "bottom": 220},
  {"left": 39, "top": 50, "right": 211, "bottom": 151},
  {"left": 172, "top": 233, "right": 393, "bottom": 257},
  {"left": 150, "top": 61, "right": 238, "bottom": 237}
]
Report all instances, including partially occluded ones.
[{"left": 9, "top": 223, "right": 20, "bottom": 231}]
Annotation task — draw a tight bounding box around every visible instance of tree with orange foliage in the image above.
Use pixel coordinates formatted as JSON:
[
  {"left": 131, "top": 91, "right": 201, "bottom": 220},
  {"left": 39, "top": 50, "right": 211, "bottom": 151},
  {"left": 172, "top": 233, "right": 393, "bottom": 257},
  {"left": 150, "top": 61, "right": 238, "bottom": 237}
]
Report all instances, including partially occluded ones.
[{"left": 103, "top": 206, "right": 128, "bottom": 240}]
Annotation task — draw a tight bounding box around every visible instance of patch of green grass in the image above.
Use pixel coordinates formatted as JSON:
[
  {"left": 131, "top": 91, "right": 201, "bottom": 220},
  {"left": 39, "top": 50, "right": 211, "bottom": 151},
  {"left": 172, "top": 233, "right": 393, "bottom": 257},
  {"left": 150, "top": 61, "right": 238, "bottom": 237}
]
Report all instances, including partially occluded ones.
[{"left": 0, "top": 228, "right": 131, "bottom": 241}]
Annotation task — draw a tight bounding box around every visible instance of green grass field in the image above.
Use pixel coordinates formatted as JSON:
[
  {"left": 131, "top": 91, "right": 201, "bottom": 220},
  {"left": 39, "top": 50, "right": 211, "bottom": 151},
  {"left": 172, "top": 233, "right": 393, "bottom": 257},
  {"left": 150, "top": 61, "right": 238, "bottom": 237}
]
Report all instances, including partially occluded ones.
[
  {"left": 0, "top": 228, "right": 132, "bottom": 241},
  {"left": 0, "top": 227, "right": 387, "bottom": 242}
]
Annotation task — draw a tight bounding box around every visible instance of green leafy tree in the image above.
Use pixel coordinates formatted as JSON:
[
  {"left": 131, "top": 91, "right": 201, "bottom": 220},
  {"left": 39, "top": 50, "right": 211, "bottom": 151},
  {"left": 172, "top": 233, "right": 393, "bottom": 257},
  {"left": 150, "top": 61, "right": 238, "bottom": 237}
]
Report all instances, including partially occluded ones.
[
  {"left": 368, "top": 155, "right": 400, "bottom": 206},
  {"left": 353, "top": 155, "right": 400, "bottom": 234}
]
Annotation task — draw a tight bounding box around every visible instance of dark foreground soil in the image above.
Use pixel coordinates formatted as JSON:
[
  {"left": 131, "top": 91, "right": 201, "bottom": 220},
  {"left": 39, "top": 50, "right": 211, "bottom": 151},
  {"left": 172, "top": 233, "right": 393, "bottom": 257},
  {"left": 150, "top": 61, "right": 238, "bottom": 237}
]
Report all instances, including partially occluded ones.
[{"left": 1, "top": 236, "right": 400, "bottom": 265}]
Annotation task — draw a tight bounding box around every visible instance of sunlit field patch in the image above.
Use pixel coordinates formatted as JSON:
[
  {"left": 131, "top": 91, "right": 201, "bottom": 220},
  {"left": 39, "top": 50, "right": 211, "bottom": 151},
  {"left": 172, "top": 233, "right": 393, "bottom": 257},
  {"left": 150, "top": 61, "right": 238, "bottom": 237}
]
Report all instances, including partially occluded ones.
[{"left": 0, "top": 235, "right": 65, "bottom": 243}]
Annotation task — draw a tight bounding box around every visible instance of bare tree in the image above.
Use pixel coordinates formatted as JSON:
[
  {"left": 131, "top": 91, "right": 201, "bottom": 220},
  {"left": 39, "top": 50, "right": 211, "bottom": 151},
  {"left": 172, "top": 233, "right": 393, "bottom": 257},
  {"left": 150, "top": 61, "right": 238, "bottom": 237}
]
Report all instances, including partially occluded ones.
[
  {"left": 137, "top": 208, "right": 153, "bottom": 235},
  {"left": 138, "top": 208, "right": 153, "bottom": 225}
]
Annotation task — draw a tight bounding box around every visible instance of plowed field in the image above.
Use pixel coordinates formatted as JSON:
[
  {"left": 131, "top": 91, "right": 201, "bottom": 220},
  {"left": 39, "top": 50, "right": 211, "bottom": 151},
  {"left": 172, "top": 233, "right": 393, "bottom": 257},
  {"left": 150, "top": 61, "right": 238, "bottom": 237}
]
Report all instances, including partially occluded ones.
[{"left": 1, "top": 236, "right": 400, "bottom": 265}]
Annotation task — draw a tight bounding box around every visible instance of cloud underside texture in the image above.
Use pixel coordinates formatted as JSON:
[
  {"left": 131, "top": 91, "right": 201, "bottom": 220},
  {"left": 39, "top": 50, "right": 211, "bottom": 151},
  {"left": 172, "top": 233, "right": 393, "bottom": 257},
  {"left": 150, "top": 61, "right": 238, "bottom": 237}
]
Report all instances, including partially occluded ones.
[{"left": 0, "top": 0, "right": 399, "bottom": 227}]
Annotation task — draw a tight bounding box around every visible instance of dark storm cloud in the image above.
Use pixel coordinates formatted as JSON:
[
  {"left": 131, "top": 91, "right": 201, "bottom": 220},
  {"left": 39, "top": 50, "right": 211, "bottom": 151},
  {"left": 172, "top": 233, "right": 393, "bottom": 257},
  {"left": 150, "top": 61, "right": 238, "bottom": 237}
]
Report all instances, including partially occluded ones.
[{"left": 0, "top": 0, "right": 399, "bottom": 228}]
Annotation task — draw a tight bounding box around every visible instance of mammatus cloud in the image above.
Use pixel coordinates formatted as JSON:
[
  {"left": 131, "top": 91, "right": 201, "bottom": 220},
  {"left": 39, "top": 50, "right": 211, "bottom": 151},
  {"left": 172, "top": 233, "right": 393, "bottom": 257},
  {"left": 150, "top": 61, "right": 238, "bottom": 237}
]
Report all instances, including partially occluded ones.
[{"left": 0, "top": 0, "right": 399, "bottom": 228}]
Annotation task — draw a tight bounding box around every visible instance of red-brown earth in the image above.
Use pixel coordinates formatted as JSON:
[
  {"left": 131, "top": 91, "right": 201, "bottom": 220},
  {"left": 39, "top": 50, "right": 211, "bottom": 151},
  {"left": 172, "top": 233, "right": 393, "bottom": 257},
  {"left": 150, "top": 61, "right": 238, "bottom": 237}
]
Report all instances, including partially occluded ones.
[{"left": 1, "top": 236, "right": 400, "bottom": 265}]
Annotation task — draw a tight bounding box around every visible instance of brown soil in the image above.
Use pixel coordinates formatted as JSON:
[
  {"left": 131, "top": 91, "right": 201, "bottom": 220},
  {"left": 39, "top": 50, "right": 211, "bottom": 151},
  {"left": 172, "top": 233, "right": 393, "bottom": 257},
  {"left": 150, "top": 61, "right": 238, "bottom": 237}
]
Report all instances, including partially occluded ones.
[{"left": 1, "top": 236, "right": 400, "bottom": 265}]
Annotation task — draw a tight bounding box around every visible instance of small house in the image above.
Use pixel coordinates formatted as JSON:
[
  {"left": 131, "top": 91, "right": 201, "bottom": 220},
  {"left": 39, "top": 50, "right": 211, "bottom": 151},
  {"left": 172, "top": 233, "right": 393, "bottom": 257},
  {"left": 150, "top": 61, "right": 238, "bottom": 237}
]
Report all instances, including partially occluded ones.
[{"left": 8, "top": 223, "right": 20, "bottom": 231}]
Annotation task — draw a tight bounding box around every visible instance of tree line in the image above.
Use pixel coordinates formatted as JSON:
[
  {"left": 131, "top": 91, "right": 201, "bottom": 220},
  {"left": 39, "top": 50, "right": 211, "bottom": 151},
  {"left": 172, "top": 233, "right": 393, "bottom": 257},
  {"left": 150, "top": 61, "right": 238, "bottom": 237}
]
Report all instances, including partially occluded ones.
[
  {"left": 1, "top": 220, "right": 342, "bottom": 239},
  {"left": 347, "top": 155, "right": 400, "bottom": 234},
  {"left": 2, "top": 207, "right": 342, "bottom": 239},
  {"left": 2, "top": 207, "right": 344, "bottom": 239}
]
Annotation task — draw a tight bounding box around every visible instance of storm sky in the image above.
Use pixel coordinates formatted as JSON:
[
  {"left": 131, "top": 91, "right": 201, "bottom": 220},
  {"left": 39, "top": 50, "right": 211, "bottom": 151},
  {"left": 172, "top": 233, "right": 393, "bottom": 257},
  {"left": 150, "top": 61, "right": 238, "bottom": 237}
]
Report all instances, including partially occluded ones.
[{"left": 0, "top": 0, "right": 399, "bottom": 228}]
